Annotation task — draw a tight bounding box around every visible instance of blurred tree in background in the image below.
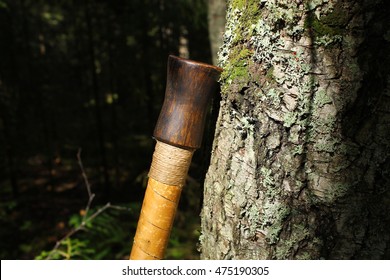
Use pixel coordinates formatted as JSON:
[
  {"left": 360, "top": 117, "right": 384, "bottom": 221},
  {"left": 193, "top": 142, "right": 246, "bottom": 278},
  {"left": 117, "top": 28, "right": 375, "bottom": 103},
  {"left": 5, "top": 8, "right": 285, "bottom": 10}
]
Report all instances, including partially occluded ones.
[{"left": 0, "top": 0, "right": 223, "bottom": 259}]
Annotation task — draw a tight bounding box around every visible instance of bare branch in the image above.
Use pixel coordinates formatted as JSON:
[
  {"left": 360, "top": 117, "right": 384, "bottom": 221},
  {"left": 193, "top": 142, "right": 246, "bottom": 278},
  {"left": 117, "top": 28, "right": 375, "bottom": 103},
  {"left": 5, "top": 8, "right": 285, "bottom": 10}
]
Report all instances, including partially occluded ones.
[
  {"left": 44, "top": 149, "right": 128, "bottom": 259},
  {"left": 77, "top": 148, "right": 95, "bottom": 221}
]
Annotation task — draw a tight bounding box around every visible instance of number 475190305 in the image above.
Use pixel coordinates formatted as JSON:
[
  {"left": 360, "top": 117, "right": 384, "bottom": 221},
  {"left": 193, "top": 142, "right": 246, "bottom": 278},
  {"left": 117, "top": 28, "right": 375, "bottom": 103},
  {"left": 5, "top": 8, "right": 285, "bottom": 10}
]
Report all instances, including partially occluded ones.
[{"left": 214, "top": 266, "right": 270, "bottom": 276}]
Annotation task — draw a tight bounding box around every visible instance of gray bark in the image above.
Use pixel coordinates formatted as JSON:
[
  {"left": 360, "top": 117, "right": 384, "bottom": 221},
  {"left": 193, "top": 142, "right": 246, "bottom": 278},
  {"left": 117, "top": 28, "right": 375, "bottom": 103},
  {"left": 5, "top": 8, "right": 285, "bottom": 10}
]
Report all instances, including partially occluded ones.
[{"left": 201, "top": 0, "right": 390, "bottom": 259}]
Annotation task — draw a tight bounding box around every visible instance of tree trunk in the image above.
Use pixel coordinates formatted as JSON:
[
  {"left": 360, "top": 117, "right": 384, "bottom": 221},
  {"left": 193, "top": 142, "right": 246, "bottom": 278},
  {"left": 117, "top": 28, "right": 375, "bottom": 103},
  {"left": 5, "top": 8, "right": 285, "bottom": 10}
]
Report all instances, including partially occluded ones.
[
  {"left": 207, "top": 0, "right": 226, "bottom": 65},
  {"left": 201, "top": 0, "right": 390, "bottom": 259}
]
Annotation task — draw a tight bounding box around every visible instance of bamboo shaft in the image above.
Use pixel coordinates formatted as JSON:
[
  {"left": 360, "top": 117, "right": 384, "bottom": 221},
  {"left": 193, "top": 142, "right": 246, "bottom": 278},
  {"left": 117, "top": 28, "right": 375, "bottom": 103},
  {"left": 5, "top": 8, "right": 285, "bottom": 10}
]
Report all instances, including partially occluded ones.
[{"left": 130, "top": 141, "right": 193, "bottom": 260}]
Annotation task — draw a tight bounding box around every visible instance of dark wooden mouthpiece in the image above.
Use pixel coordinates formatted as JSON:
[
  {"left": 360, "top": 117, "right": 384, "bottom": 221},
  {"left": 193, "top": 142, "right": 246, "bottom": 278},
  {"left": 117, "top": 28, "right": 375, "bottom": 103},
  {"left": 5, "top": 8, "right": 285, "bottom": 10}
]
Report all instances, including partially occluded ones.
[{"left": 153, "top": 55, "right": 222, "bottom": 149}]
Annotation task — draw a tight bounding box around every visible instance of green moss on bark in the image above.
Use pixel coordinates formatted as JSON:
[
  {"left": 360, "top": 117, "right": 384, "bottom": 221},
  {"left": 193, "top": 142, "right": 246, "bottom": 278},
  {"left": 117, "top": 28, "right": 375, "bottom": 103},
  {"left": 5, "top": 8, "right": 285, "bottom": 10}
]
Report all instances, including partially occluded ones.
[
  {"left": 304, "top": 2, "right": 349, "bottom": 47},
  {"left": 219, "top": 0, "right": 263, "bottom": 93},
  {"left": 220, "top": 48, "right": 252, "bottom": 93},
  {"left": 306, "top": 13, "right": 344, "bottom": 37}
]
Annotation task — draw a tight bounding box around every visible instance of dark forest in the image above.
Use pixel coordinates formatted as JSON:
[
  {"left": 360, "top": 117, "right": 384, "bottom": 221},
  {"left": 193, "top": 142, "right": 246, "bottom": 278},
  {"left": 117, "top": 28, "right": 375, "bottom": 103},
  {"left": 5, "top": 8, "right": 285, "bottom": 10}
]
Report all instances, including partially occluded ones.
[{"left": 0, "top": 0, "right": 215, "bottom": 259}]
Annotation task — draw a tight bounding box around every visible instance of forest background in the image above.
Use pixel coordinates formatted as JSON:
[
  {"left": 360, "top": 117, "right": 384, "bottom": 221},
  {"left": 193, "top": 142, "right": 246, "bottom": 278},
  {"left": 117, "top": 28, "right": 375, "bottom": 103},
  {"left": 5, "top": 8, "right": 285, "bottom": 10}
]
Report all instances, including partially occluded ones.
[{"left": 0, "top": 0, "right": 220, "bottom": 259}]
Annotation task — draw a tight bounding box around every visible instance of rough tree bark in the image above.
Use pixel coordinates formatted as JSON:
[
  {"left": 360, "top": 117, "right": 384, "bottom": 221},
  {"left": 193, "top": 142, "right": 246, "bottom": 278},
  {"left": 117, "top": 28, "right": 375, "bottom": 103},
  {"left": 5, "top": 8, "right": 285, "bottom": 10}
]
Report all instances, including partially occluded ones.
[{"left": 201, "top": 0, "right": 390, "bottom": 259}]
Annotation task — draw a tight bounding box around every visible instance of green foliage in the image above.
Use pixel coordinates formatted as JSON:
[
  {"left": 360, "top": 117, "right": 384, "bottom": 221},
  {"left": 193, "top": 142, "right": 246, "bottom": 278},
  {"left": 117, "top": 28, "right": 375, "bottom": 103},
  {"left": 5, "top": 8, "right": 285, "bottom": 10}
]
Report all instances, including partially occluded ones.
[
  {"left": 35, "top": 205, "right": 136, "bottom": 260},
  {"left": 36, "top": 238, "right": 94, "bottom": 260}
]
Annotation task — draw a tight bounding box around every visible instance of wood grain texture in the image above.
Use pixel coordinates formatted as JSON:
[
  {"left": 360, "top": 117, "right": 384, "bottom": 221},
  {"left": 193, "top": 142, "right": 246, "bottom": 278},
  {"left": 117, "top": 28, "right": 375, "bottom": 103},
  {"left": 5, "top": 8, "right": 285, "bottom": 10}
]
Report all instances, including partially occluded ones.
[{"left": 154, "top": 55, "right": 222, "bottom": 149}]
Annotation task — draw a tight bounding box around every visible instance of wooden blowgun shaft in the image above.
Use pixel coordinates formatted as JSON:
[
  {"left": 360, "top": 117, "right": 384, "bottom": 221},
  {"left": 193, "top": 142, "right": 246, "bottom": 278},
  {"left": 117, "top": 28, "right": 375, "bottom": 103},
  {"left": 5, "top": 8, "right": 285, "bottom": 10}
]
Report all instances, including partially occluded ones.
[
  {"left": 130, "top": 141, "right": 193, "bottom": 259},
  {"left": 129, "top": 55, "right": 222, "bottom": 260}
]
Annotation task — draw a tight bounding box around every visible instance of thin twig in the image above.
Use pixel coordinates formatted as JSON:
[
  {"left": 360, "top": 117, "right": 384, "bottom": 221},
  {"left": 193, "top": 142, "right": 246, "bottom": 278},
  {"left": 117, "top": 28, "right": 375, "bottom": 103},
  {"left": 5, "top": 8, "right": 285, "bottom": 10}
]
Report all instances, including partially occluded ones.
[
  {"left": 77, "top": 148, "right": 95, "bottom": 221},
  {"left": 45, "top": 202, "right": 112, "bottom": 260},
  {"left": 44, "top": 149, "right": 127, "bottom": 259}
]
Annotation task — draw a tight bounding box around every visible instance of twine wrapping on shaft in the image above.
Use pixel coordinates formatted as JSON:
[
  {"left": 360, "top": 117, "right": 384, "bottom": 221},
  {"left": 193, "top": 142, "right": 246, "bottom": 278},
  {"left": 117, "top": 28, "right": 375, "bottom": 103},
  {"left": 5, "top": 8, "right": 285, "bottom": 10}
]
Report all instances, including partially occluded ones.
[
  {"left": 130, "top": 55, "right": 222, "bottom": 260},
  {"left": 148, "top": 141, "right": 194, "bottom": 186},
  {"left": 130, "top": 141, "right": 195, "bottom": 259}
]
